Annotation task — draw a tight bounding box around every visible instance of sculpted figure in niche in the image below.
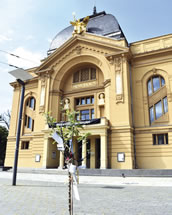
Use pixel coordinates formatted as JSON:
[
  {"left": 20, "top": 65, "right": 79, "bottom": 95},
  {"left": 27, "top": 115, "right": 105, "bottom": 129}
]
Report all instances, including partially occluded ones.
[
  {"left": 98, "top": 93, "right": 105, "bottom": 105},
  {"left": 64, "top": 98, "right": 70, "bottom": 110}
]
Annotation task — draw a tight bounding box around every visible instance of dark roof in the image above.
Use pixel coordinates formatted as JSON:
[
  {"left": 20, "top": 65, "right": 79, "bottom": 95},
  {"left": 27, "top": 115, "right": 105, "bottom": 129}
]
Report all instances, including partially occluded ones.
[{"left": 48, "top": 11, "right": 126, "bottom": 55}]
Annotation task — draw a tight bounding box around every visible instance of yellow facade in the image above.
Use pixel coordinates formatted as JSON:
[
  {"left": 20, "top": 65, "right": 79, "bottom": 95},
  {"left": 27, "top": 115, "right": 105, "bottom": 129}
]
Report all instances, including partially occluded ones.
[{"left": 5, "top": 12, "right": 172, "bottom": 169}]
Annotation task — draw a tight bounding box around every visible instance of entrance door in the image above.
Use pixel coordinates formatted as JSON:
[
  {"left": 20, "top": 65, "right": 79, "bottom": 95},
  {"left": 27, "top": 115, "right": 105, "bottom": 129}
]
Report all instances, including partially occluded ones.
[
  {"left": 78, "top": 141, "right": 82, "bottom": 166},
  {"left": 86, "top": 139, "right": 90, "bottom": 168},
  {"left": 95, "top": 138, "right": 100, "bottom": 168}
]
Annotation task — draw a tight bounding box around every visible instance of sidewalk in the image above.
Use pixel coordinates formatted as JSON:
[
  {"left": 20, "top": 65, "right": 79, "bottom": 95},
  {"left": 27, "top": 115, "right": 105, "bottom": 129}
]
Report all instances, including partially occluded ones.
[
  {"left": 1, "top": 171, "right": 172, "bottom": 215},
  {"left": 1, "top": 171, "right": 172, "bottom": 187}
]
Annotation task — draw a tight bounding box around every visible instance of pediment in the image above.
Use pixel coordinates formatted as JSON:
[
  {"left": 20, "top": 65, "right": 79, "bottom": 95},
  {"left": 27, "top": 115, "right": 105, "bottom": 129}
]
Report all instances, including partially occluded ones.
[{"left": 36, "top": 33, "right": 129, "bottom": 74}]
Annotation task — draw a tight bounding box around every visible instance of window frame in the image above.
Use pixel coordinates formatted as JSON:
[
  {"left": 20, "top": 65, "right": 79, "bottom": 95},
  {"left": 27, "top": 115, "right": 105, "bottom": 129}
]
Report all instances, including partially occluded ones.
[
  {"left": 153, "top": 133, "right": 168, "bottom": 145},
  {"left": 147, "top": 76, "right": 165, "bottom": 96},
  {"left": 75, "top": 96, "right": 95, "bottom": 121},
  {"left": 26, "top": 97, "right": 36, "bottom": 110},
  {"left": 147, "top": 75, "right": 168, "bottom": 124},
  {"left": 73, "top": 67, "right": 96, "bottom": 83},
  {"left": 21, "top": 141, "right": 30, "bottom": 150}
]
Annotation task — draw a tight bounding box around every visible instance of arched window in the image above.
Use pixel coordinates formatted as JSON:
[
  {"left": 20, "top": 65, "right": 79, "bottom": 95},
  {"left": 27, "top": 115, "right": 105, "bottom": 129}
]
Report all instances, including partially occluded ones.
[
  {"left": 148, "top": 76, "right": 168, "bottom": 124},
  {"left": 24, "top": 97, "right": 36, "bottom": 132},
  {"left": 26, "top": 97, "right": 36, "bottom": 110}
]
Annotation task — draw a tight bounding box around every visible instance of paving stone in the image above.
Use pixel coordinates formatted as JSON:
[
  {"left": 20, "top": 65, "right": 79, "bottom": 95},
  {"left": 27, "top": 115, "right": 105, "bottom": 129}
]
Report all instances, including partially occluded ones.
[{"left": 0, "top": 174, "right": 172, "bottom": 215}]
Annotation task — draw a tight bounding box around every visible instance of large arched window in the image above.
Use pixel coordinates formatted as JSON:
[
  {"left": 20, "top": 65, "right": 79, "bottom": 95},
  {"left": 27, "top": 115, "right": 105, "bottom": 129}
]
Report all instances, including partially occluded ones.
[
  {"left": 148, "top": 75, "right": 168, "bottom": 124},
  {"left": 24, "top": 97, "right": 36, "bottom": 132}
]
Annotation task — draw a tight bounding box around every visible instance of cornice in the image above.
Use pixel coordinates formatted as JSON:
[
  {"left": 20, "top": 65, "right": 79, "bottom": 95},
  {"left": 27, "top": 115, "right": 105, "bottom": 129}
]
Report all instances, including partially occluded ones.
[
  {"left": 36, "top": 34, "right": 128, "bottom": 73},
  {"left": 132, "top": 46, "right": 172, "bottom": 59},
  {"left": 10, "top": 77, "right": 38, "bottom": 88}
]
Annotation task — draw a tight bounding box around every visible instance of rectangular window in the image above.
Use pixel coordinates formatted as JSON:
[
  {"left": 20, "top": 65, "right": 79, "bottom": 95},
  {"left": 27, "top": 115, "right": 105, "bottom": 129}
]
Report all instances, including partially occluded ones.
[
  {"left": 32, "top": 120, "right": 34, "bottom": 131},
  {"left": 149, "top": 106, "right": 154, "bottom": 123},
  {"left": 81, "top": 98, "right": 85, "bottom": 105},
  {"left": 86, "top": 97, "right": 91, "bottom": 104},
  {"left": 76, "top": 98, "right": 80, "bottom": 106},
  {"left": 158, "top": 134, "right": 164, "bottom": 145},
  {"left": 21, "top": 141, "right": 29, "bottom": 150},
  {"left": 24, "top": 115, "right": 27, "bottom": 126},
  {"left": 91, "top": 96, "right": 94, "bottom": 104},
  {"left": 153, "top": 134, "right": 168, "bottom": 145},
  {"left": 163, "top": 97, "right": 168, "bottom": 113},
  {"left": 91, "top": 109, "right": 94, "bottom": 119},
  {"left": 91, "top": 68, "right": 96, "bottom": 80},
  {"left": 73, "top": 71, "right": 79, "bottom": 83},
  {"left": 30, "top": 98, "right": 35, "bottom": 109},
  {"left": 27, "top": 117, "right": 32, "bottom": 129},
  {"left": 76, "top": 96, "right": 94, "bottom": 106},
  {"left": 80, "top": 110, "right": 89, "bottom": 120},
  {"left": 81, "top": 68, "right": 89, "bottom": 81},
  {"left": 147, "top": 80, "right": 152, "bottom": 96},
  {"left": 155, "top": 101, "right": 162, "bottom": 119}
]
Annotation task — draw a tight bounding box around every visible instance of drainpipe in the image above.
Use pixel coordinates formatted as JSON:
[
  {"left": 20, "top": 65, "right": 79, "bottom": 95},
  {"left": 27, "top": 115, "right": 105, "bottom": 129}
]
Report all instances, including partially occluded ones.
[{"left": 129, "top": 62, "right": 137, "bottom": 169}]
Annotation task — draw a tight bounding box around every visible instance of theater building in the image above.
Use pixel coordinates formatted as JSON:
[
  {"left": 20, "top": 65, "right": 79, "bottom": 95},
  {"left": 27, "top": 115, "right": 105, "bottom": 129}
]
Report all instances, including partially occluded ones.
[{"left": 5, "top": 9, "right": 172, "bottom": 169}]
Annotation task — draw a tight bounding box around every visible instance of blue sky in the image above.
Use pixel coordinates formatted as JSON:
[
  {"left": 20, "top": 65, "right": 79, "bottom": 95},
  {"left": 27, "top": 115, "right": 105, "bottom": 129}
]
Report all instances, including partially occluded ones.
[{"left": 0, "top": 0, "right": 172, "bottom": 116}]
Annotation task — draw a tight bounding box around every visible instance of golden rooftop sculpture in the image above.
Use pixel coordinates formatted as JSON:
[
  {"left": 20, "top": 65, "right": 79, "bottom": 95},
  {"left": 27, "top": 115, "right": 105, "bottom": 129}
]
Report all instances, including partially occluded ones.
[{"left": 70, "top": 12, "right": 89, "bottom": 35}]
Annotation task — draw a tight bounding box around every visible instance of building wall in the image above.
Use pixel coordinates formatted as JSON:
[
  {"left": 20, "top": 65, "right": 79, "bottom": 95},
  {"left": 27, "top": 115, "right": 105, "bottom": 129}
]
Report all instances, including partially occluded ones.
[
  {"left": 5, "top": 33, "right": 172, "bottom": 170},
  {"left": 131, "top": 34, "right": 172, "bottom": 169}
]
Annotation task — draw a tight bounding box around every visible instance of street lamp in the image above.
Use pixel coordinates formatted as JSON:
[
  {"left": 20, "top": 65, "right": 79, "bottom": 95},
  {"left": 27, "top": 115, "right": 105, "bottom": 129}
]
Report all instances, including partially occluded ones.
[{"left": 9, "top": 68, "right": 33, "bottom": 186}]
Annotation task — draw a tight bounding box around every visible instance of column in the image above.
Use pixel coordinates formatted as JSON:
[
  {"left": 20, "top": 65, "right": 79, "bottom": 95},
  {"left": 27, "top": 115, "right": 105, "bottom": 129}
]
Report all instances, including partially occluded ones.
[
  {"left": 59, "top": 152, "right": 64, "bottom": 169},
  {"left": 42, "top": 135, "right": 49, "bottom": 168},
  {"left": 90, "top": 137, "right": 95, "bottom": 169},
  {"left": 82, "top": 140, "right": 87, "bottom": 167},
  {"left": 100, "top": 134, "right": 107, "bottom": 169}
]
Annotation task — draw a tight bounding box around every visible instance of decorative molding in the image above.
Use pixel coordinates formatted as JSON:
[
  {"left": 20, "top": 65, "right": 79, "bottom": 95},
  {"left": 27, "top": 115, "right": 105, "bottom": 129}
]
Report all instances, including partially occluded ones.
[
  {"left": 131, "top": 35, "right": 172, "bottom": 56},
  {"left": 116, "top": 94, "right": 124, "bottom": 104},
  {"left": 107, "top": 56, "right": 114, "bottom": 65},
  {"left": 75, "top": 45, "right": 82, "bottom": 55},
  {"left": 72, "top": 80, "right": 97, "bottom": 89},
  {"left": 103, "top": 79, "right": 111, "bottom": 87},
  {"left": 51, "top": 43, "right": 126, "bottom": 69},
  {"left": 39, "top": 105, "right": 45, "bottom": 113},
  {"left": 152, "top": 67, "right": 157, "bottom": 75},
  {"left": 115, "top": 57, "right": 124, "bottom": 103}
]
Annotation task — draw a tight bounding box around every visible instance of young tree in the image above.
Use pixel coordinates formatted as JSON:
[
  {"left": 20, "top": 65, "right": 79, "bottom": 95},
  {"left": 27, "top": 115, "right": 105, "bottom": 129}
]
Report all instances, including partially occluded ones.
[
  {"left": 45, "top": 109, "right": 91, "bottom": 215},
  {"left": 0, "top": 126, "right": 8, "bottom": 166}
]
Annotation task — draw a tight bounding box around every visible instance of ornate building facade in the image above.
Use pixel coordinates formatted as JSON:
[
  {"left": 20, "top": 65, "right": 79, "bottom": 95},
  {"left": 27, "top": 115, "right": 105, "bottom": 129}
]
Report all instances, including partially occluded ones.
[{"left": 5, "top": 10, "right": 172, "bottom": 169}]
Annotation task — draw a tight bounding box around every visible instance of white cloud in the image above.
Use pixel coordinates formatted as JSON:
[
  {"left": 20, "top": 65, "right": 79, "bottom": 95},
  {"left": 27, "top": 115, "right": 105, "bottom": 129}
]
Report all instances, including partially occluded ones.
[
  {"left": 6, "top": 47, "right": 44, "bottom": 69},
  {"left": 0, "top": 35, "right": 12, "bottom": 43}
]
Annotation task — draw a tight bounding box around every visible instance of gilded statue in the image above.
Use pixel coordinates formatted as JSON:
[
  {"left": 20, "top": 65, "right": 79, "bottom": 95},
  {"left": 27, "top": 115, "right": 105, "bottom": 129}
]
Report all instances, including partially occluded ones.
[{"left": 70, "top": 14, "right": 89, "bottom": 35}]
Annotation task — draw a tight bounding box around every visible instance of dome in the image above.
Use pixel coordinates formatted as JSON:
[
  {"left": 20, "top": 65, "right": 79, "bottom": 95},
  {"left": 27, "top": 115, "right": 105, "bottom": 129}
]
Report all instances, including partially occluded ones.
[{"left": 48, "top": 11, "right": 125, "bottom": 55}]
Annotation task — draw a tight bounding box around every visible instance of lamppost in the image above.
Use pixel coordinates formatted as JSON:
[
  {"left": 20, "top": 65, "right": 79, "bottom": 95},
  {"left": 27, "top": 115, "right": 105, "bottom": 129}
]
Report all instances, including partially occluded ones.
[{"left": 9, "top": 68, "right": 33, "bottom": 186}]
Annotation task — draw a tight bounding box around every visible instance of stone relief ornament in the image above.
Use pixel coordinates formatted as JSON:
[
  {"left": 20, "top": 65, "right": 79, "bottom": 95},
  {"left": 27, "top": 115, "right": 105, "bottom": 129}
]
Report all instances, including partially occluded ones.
[
  {"left": 70, "top": 13, "right": 89, "bottom": 35},
  {"left": 64, "top": 98, "right": 70, "bottom": 110},
  {"left": 115, "top": 57, "right": 124, "bottom": 103},
  {"left": 98, "top": 93, "right": 105, "bottom": 106}
]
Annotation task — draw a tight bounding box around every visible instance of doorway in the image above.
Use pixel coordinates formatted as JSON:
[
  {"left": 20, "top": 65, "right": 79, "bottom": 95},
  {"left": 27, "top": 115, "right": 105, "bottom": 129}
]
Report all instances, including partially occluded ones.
[{"left": 95, "top": 138, "right": 100, "bottom": 168}]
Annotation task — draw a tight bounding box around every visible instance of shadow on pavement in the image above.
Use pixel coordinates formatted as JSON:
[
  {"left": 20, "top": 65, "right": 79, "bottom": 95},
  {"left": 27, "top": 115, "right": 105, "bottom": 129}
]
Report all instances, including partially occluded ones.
[{"left": 102, "top": 186, "right": 124, "bottom": 189}]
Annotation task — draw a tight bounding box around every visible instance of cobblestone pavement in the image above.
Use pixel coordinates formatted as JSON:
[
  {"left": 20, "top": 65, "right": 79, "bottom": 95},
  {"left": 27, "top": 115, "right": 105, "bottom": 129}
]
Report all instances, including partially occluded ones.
[{"left": 0, "top": 173, "right": 172, "bottom": 215}]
